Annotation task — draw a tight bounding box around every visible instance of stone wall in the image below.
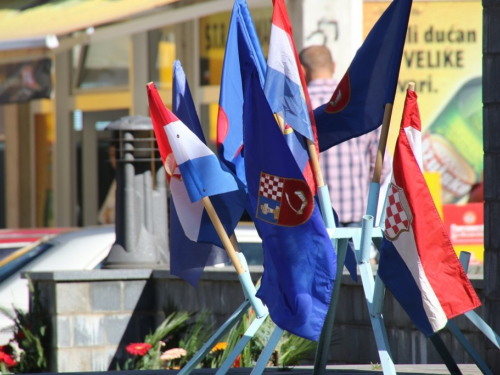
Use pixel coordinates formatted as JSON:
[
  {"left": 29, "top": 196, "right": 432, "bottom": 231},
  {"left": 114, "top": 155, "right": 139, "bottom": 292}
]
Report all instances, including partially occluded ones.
[{"left": 28, "top": 268, "right": 485, "bottom": 372}]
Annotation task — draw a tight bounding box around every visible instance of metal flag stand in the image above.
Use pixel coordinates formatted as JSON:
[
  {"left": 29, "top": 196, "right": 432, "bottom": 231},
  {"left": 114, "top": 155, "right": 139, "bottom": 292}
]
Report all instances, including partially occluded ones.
[
  {"left": 458, "top": 252, "right": 500, "bottom": 352},
  {"left": 177, "top": 191, "right": 272, "bottom": 375},
  {"left": 312, "top": 182, "right": 397, "bottom": 375},
  {"left": 313, "top": 94, "right": 399, "bottom": 375},
  {"left": 177, "top": 251, "right": 269, "bottom": 375},
  {"left": 313, "top": 84, "right": 498, "bottom": 375}
]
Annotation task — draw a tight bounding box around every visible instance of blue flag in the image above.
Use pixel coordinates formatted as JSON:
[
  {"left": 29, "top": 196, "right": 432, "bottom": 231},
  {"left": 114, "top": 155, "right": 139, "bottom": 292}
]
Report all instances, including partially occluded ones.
[
  {"left": 315, "top": 0, "right": 412, "bottom": 151},
  {"left": 216, "top": 0, "right": 266, "bottom": 185},
  {"left": 238, "top": 23, "right": 337, "bottom": 341}
]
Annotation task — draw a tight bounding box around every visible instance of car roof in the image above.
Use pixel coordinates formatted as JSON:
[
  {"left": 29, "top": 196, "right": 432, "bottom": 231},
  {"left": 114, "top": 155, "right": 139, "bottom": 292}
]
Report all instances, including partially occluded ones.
[
  {"left": 0, "top": 225, "right": 116, "bottom": 344},
  {"left": 0, "top": 227, "right": 74, "bottom": 248},
  {"left": 28, "top": 225, "right": 116, "bottom": 271}
]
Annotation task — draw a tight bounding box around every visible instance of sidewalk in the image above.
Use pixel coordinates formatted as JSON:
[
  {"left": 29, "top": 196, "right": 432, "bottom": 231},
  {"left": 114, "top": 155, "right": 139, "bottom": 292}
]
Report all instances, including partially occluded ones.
[{"left": 179, "top": 364, "right": 482, "bottom": 375}]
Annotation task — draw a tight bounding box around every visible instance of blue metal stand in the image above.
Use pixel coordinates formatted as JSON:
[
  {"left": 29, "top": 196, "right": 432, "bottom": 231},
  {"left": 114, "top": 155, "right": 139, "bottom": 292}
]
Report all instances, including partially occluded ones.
[
  {"left": 446, "top": 321, "right": 492, "bottom": 375},
  {"left": 251, "top": 327, "right": 284, "bottom": 375},
  {"left": 178, "top": 252, "right": 267, "bottom": 375},
  {"left": 177, "top": 298, "right": 251, "bottom": 375},
  {"left": 355, "top": 216, "right": 396, "bottom": 374},
  {"left": 428, "top": 333, "right": 463, "bottom": 375},
  {"left": 216, "top": 313, "right": 269, "bottom": 374},
  {"left": 459, "top": 252, "right": 500, "bottom": 350},
  {"left": 313, "top": 182, "right": 397, "bottom": 375}
]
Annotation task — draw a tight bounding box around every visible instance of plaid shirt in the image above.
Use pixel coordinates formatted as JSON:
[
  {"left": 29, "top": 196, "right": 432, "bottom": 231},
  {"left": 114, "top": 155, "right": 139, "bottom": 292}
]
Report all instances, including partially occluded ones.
[{"left": 309, "top": 78, "right": 392, "bottom": 224}]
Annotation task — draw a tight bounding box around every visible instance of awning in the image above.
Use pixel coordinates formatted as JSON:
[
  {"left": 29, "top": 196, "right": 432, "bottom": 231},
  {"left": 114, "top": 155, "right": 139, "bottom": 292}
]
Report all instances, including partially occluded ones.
[
  {"left": 0, "top": 0, "right": 268, "bottom": 63},
  {"left": 0, "top": 0, "right": 178, "bottom": 44}
]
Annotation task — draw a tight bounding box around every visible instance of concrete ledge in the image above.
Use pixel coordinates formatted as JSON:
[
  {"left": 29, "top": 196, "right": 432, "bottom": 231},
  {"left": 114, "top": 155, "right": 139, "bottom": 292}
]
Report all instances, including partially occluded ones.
[
  {"left": 25, "top": 266, "right": 484, "bottom": 289},
  {"left": 25, "top": 269, "right": 153, "bottom": 281}
]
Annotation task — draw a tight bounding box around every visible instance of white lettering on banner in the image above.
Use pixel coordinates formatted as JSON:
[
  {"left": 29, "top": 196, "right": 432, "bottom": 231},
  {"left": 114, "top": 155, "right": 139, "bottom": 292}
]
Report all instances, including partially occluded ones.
[{"left": 450, "top": 223, "right": 484, "bottom": 244}]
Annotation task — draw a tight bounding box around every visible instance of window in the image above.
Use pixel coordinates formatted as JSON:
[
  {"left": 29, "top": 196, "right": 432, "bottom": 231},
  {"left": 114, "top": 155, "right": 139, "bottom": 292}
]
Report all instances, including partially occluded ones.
[{"left": 76, "top": 36, "right": 130, "bottom": 89}]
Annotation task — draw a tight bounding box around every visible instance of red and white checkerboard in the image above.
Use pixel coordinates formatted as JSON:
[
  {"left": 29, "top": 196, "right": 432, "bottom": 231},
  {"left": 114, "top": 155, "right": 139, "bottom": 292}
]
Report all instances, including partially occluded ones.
[
  {"left": 259, "top": 173, "right": 284, "bottom": 201},
  {"left": 384, "top": 184, "right": 413, "bottom": 240}
]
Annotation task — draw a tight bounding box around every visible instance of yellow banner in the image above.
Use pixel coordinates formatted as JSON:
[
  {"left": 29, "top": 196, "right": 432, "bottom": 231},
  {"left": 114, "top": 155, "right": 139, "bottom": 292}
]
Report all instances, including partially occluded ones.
[
  {"left": 199, "top": 8, "right": 272, "bottom": 86},
  {"left": 364, "top": 1, "right": 482, "bottom": 203}
]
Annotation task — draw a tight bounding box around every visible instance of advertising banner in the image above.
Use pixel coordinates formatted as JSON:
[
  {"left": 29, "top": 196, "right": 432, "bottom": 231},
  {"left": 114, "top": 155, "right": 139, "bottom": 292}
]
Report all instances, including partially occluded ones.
[
  {"left": 443, "top": 203, "right": 484, "bottom": 263},
  {"left": 0, "top": 59, "right": 52, "bottom": 104},
  {"left": 364, "top": 1, "right": 482, "bottom": 204}
]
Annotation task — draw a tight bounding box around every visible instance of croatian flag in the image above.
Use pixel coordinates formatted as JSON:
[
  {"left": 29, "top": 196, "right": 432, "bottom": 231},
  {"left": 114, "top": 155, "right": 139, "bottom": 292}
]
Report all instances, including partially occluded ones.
[
  {"left": 169, "top": 60, "right": 248, "bottom": 287},
  {"left": 147, "top": 82, "right": 245, "bottom": 248},
  {"left": 378, "top": 88, "right": 481, "bottom": 337},
  {"left": 264, "top": 0, "right": 316, "bottom": 193}
]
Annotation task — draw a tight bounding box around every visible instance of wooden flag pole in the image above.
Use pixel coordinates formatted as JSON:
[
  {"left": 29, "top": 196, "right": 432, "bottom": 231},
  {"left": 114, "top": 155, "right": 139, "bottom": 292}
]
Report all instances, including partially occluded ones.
[
  {"left": 201, "top": 195, "right": 267, "bottom": 319},
  {"left": 307, "top": 140, "right": 325, "bottom": 188},
  {"left": 372, "top": 103, "right": 394, "bottom": 185},
  {"left": 201, "top": 196, "right": 245, "bottom": 275},
  {"left": 372, "top": 82, "right": 415, "bottom": 185}
]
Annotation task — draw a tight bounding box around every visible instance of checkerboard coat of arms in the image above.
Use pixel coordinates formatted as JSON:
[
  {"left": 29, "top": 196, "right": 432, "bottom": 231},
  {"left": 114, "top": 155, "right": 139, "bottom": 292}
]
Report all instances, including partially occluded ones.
[
  {"left": 384, "top": 182, "right": 413, "bottom": 240},
  {"left": 256, "top": 172, "right": 314, "bottom": 226}
]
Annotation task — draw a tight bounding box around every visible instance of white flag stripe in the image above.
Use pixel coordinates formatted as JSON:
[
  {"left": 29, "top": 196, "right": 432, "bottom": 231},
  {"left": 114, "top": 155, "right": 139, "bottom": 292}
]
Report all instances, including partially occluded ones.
[
  {"left": 393, "top": 222, "right": 448, "bottom": 331},
  {"left": 164, "top": 120, "right": 213, "bottom": 165},
  {"left": 170, "top": 175, "right": 203, "bottom": 241},
  {"left": 267, "top": 24, "right": 301, "bottom": 87},
  {"left": 404, "top": 126, "right": 423, "bottom": 171}
]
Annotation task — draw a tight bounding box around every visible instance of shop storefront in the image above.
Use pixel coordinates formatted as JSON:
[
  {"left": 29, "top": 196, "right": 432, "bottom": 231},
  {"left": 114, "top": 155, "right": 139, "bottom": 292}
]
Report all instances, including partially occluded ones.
[{"left": 0, "top": 0, "right": 484, "bottom": 265}]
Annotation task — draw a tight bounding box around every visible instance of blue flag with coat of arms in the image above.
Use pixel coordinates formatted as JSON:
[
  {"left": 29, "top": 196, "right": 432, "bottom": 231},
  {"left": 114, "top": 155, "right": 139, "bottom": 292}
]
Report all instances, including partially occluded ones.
[
  {"left": 314, "top": 0, "right": 412, "bottom": 151},
  {"left": 237, "top": 20, "right": 336, "bottom": 341}
]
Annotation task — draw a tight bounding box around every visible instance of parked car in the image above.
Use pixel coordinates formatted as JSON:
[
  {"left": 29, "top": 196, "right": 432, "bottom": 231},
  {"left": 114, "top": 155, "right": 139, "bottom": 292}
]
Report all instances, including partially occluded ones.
[
  {"left": 233, "top": 221, "right": 263, "bottom": 266},
  {"left": 0, "top": 225, "right": 115, "bottom": 344},
  {"left": 0, "top": 222, "right": 263, "bottom": 344},
  {"left": 0, "top": 228, "right": 72, "bottom": 263}
]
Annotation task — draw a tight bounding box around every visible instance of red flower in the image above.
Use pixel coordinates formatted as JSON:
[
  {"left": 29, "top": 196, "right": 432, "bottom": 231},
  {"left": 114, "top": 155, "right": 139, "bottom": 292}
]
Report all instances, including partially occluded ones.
[
  {"left": 232, "top": 354, "right": 241, "bottom": 368},
  {"left": 15, "top": 330, "right": 25, "bottom": 341},
  {"left": 0, "top": 345, "right": 13, "bottom": 357},
  {"left": 126, "top": 343, "right": 152, "bottom": 356},
  {"left": 0, "top": 352, "right": 17, "bottom": 368}
]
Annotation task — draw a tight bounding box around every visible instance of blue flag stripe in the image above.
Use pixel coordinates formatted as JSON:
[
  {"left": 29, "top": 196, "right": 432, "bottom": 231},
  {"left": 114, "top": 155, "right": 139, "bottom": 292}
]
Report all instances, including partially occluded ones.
[
  {"left": 265, "top": 67, "right": 312, "bottom": 140},
  {"left": 379, "top": 240, "right": 434, "bottom": 337},
  {"left": 178, "top": 154, "right": 241, "bottom": 203}
]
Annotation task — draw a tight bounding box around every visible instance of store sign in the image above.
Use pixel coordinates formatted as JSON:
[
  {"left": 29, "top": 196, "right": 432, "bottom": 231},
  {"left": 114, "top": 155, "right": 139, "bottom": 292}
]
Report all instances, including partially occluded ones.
[
  {"left": 0, "top": 59, "right": 52, "bottom": 104},
  {"left": 199, "top": 8, "right": 271, "bottom": 86},
  {"left": 443, "top": 202, "right": 483, "bottom": 263},
  {"left": 364, "top": 2, "right": 482, "bottom": 203},
  {"left": 443, "top": 203, "right": 483, "bottom": 245}
]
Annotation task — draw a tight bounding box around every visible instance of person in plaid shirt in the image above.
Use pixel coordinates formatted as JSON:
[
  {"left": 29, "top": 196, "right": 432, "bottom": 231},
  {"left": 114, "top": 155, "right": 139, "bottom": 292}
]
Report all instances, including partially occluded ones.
[{"left": 300, "top": 46, "right": 392, "bottom": 247}]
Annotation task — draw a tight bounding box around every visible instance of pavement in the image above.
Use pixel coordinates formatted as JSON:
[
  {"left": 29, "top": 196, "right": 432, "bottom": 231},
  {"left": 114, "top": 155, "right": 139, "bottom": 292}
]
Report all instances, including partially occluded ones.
[
  {"left": 45, "top": 364, "right": 482, "bottom": 375},
  {"left": 180, "top": 365, "right": 482, "bottom": 375}
]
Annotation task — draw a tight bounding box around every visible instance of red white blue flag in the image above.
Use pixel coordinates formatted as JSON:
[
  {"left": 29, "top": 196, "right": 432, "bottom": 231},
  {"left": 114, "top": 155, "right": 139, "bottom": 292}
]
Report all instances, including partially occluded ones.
[
  {"left": 264, "top": 0, "right": 317, "bottom": 193},
  {"left": 378, "top": 89, "right": 481, "bottom": 337},
  {"left": 147, "top": 82, "right": 245, "bottom": 251}
]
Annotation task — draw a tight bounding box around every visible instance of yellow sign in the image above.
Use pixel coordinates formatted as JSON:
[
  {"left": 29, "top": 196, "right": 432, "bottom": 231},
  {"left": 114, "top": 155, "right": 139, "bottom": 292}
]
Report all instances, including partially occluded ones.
[
  {"left": 364, "top": 1, "right": 482, "bottom": 203},
  {"left": 199, "top": 8, "right": 271, "bottom": 86}
]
